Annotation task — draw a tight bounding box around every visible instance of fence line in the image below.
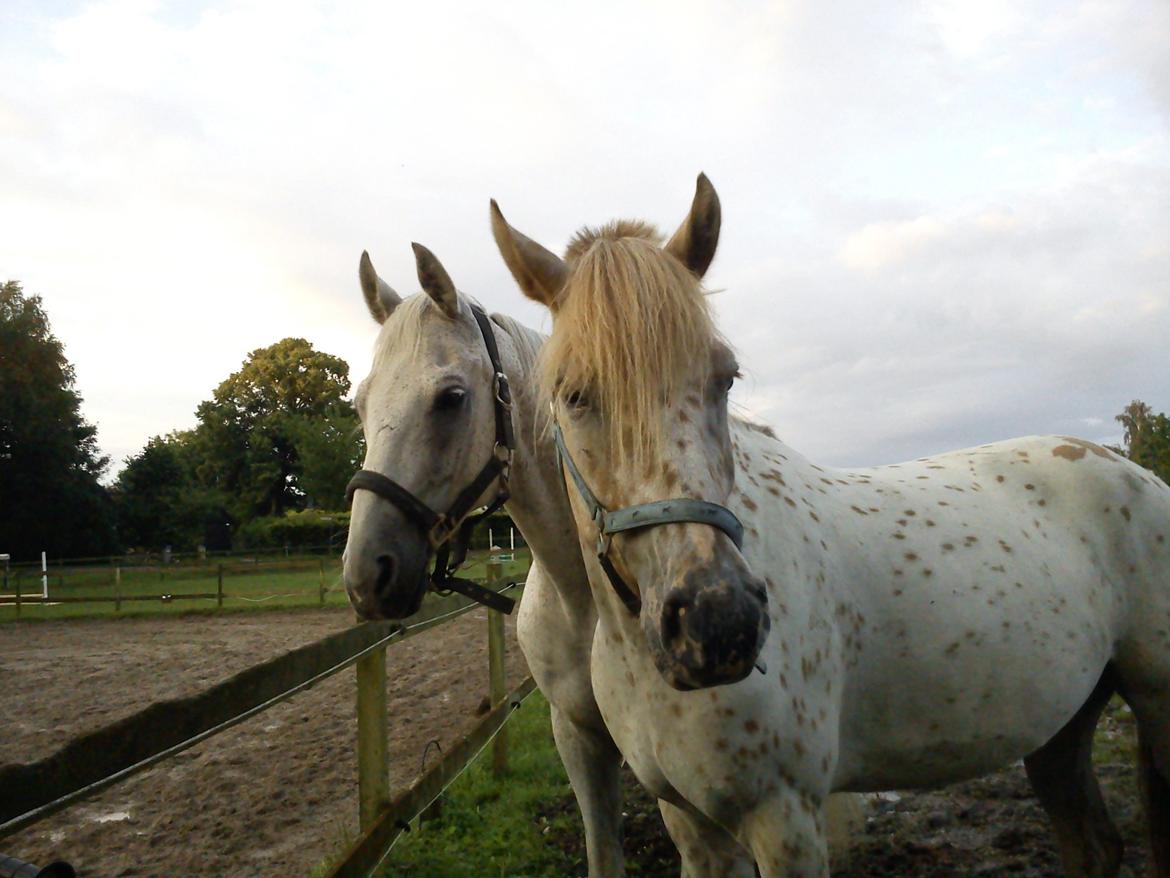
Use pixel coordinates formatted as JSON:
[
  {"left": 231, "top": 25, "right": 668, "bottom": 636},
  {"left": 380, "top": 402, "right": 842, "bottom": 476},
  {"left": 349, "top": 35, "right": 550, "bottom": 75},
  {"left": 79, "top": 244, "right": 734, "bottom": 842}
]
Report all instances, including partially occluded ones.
[
  {"left": 327, "top": 675, "right": 538, "bottom": 878},
  {"left": 0, "top": 575, "right": 523, "bottom": 845},
  {"left": 0, "top": 528, "right": 528, "bottom": 574},
  {"left": 0, "top": 557, "right": 337, "bottom": 617}
]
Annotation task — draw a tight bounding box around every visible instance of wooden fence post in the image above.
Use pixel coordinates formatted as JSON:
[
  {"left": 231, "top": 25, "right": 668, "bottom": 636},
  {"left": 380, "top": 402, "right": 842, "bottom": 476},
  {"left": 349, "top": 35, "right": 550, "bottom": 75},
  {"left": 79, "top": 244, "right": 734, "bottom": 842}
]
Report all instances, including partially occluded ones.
[
  {"left": 486, "top": 559, "right": 507, "bottom": 777},
  {"left": 319, "top": 559, "right": 326, "bottom": 606},
  {"left": 114, "top": 567, "right": 121, "bottom": 613},
  {"left": 14, "top": 575, "right": 20, "bottom": 618},
  {"left": 356, "top": 647, "right": 389, "bottom": 829},
  {"left": 216, "top": 564, "right": 224, "bottom": 609}
]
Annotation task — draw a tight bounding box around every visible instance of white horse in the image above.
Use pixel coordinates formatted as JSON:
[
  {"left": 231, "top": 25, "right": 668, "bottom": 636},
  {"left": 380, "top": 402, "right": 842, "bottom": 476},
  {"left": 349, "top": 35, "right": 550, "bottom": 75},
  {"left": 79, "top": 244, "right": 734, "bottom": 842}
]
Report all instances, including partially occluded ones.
[
  {"left": 490, "top": 176, "right": 1170, "bottom": 878},
  {"left": 341, "top": 244, "right": 627, "bottom": 875}
]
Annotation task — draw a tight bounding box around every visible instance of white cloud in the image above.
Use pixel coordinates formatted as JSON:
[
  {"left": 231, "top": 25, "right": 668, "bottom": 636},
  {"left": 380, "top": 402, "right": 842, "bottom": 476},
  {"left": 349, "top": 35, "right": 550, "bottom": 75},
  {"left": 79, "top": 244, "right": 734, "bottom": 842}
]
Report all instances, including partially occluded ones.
[
  {"left": 0, "top": 0, "right": 1167, "bottom": 475},
  {"left": 838, "top": 216, "right": 948, "bottom": 272}
]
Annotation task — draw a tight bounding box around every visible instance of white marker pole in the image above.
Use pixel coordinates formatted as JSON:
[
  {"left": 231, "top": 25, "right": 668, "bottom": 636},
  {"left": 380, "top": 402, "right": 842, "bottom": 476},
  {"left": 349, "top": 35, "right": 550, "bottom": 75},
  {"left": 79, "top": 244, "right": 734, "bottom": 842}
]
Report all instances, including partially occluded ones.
[
  {"left": 510, "top": 527, "right": 515, "bottom": 552},
  {"left": 41, "top": 551, "right": 48, "bottom": 599},
  {"left": 489, "top": 528, "right": 494, "bottom": 551}
]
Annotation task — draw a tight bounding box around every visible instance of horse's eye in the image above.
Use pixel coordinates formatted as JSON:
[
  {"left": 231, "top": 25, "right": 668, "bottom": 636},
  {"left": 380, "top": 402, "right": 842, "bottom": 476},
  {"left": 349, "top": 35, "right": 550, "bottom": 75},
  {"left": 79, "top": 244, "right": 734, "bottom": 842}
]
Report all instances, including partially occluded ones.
[
  {"left": 565, "top": 389, "right": 589, "bottom": 410},
  {"left": 435, "top": 387, "right": 467, "bottom": 411},
  {"left": 720, "top": 371, "right": 740, "bottom": 394}
]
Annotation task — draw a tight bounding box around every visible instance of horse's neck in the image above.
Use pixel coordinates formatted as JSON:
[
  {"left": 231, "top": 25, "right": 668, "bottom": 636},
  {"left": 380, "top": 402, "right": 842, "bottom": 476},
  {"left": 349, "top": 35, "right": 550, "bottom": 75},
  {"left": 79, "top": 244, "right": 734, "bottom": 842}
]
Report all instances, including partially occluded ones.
[
  {"left": 493, "top": 318, "right": 591, "bottom": 600},
  {"left": 730, "top": 420, "right": 863, "bottom": 616}
]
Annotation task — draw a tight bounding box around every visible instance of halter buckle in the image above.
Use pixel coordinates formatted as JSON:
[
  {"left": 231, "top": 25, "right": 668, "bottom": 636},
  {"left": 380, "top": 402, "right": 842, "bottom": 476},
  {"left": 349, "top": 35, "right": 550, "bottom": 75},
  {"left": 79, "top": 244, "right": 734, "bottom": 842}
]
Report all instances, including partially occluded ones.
[
  {"left": 493, "top": 372, "right": 512, "bottom": 409},
  {"left": 493, "top": 442, "right": 513, "bottom": 466},
  {"left": 594, "top": 507, "right": 611, "bottom": 556},
  {"left": 427, "top": 514, "right": 455, "bottom": 549}
]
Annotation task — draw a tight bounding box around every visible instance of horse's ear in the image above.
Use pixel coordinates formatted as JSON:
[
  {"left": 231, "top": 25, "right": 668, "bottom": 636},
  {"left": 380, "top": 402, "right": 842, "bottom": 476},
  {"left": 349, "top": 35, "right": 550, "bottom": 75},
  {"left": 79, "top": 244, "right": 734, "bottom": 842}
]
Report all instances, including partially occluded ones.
[
  {"left": 490, "top": 200, "right": 568, "bottom": 309},
  {"left": 411, "top": 243, "right": 460, "bottom": 319},
  {"left": 665, "top": 173, "right": 721, "bottom": 279},
  {"left": 358, "top": 251, "right": 402, "bottom": 325}
]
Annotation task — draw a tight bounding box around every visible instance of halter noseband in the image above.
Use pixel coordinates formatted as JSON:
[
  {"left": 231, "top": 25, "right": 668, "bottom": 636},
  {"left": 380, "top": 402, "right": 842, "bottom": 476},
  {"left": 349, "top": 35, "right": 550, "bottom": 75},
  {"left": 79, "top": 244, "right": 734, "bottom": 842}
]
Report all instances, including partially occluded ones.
[
  {"left": 345, "top": 303, "right": 516, "bottom": 614},
  {"left": 552, "top": 422, "right": 744, "bottom": 616}
]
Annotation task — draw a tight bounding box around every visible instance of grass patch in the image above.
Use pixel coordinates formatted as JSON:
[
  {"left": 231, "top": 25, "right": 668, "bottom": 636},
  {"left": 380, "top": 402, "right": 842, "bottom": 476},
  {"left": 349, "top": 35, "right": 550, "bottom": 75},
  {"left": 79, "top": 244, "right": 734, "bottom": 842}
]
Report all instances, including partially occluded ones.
[
  {"left": 0, "top": 550, "right": 531, "bottom": 622},
  {"left": 377, "top": 691, "right": 585, "bottom": 878}
]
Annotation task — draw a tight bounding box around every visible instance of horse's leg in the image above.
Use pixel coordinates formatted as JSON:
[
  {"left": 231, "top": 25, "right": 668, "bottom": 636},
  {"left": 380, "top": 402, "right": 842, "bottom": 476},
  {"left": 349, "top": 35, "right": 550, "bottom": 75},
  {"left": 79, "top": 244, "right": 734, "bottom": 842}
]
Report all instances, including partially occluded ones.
[
  {"left": 657, "top": 800, "right": 755, "bottom": 878},
  {"left": 549, "top": 704, "right": 625, "bottom": 877},
  {"left": 742, "top": 791, "right": 830, "bottom": 878},
  {"left": 1023, "top": 666, "right": 1122, "bottom": 878},
  {"left": 1136, "top": 726, "right": 1170, "bottom": 877},
  {"left": 1116, "top": 678, "right": 1170, "bottom": 877},
  {"left": 1114, "top": 606, "right": 1170, "bottom": 877}
]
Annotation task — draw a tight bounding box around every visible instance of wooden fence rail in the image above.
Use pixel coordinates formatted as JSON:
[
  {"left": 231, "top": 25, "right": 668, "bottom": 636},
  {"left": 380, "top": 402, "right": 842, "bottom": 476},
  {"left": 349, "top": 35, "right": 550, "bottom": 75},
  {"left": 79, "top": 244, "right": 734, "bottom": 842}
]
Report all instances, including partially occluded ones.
[
  {"left": 0, "top": 559, "right": 334, "bottom": 617},
  {"left": 327, "top": 675, "right": 538, "bottom": 878}
]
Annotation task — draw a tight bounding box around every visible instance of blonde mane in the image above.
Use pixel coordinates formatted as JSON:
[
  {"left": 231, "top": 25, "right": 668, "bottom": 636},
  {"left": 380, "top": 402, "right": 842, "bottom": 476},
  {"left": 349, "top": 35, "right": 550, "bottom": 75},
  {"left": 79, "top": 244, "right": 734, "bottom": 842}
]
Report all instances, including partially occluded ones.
[{"left": 541, "top": 220, "right": 723, "bottom": 472}]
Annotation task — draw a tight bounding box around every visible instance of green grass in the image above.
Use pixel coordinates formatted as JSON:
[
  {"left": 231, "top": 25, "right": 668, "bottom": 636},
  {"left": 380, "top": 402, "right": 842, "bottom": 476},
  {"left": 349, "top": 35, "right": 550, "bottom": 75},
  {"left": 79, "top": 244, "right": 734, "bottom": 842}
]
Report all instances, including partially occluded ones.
[
  {"left": 367, "top": 690, "right": 1145, "bottom": 878},
  {"left": 0, "top": 549, "right": 532, "bottom": 622},
  {"left": 376, "top": 691, "right": 585, "bottom": 878}
]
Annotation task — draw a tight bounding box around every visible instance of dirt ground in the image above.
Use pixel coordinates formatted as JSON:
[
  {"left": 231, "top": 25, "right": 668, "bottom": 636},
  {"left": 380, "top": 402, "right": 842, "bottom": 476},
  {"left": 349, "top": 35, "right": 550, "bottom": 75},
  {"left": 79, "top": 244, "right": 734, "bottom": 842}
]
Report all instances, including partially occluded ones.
[
  {"left": 2, "top": 612, "right": 1155, "bottom": 878},
  {"left": 0, "top": 607, "right": 528, "bottom": 878},
  {"left": 544, "top": 702, "right": 1151, "bottom": 877}
]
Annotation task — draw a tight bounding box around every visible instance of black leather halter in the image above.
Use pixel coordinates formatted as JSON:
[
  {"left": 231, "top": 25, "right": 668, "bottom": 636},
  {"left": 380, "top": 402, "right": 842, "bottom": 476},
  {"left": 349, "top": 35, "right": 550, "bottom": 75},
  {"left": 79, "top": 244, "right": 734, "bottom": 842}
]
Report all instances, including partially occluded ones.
[
  {"left": 345, "top": 304, "right": 516, "bottom": 614},
  {"left": 552, "top": 422, "right": 744, "bottom": 616}
]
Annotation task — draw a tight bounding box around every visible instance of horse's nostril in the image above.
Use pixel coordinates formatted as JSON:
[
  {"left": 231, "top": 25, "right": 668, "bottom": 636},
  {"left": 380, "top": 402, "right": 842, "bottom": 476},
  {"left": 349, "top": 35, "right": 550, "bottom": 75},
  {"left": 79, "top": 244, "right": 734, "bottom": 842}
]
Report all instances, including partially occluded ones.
[
  {"left": 375, "top": 554, "right": 397, "bottom": 597},
  {"left": 661, "top": 592, "right": 687, "bottom": 642},
  {"left": 748, "top": 581, "right": 768, "bottom": 605}
]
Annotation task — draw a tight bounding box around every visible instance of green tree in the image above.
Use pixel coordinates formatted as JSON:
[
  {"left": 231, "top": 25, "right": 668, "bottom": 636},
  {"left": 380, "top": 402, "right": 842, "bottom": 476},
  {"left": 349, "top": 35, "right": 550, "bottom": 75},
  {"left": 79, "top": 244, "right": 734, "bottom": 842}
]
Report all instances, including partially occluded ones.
[
  {"left": 113, "top": 432, "right": 226, "bottom": 551},
  {"left": 284, "top": 407, "right": 363, "bottom": 510},
  {"left": 189, "top": 338, "right": 360, "bottom": 523},
  {"left": 1115, "top": 399, "right": 1170, "bottom": 485},
  {"left": 0, "top": 281, "right": 116, "bottom": 560}
]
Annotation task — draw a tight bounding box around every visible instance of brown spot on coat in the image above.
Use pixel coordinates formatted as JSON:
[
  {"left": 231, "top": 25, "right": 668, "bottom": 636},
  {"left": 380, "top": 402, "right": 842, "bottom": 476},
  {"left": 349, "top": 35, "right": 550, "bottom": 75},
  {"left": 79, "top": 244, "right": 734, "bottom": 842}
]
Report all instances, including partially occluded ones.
[{"left": 1052, "top": 444, "right": 1087, "bottom": 461}]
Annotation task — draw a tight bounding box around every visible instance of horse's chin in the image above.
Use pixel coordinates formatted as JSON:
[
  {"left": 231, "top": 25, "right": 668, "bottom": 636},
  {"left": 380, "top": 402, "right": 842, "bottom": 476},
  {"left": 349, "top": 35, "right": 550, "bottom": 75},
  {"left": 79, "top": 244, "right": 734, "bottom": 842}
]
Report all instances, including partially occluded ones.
[
  {"left": 650, "top": 649, "right": 757, "bottom": 691},
  {"left": 350, "top": 572, "right": 428, "bottom": 621},
  {"left": 375, "top": 576, "right": 428, "bottom": 620}
]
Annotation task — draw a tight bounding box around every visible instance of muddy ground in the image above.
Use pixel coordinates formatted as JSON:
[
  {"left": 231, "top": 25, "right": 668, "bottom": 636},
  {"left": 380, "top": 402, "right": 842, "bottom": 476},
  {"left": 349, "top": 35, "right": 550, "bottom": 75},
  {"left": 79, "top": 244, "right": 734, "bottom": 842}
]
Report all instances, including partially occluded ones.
[
  {"left": 2, "top": 610, "right": 1152, "bottom": 877},
  {"left": 0, "top": 607, "right": 526, "bottom": 877},
  {"left": 545, "top": 702, "right": 1150, "bottom": 877}
]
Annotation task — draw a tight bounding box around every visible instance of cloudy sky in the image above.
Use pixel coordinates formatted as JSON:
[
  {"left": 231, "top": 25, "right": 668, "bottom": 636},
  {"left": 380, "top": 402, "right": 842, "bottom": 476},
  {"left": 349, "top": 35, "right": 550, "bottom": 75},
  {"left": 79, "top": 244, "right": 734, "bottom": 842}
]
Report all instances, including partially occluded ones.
[{"left": 2, "top": 0, "right": 1168, "bottom": 476}]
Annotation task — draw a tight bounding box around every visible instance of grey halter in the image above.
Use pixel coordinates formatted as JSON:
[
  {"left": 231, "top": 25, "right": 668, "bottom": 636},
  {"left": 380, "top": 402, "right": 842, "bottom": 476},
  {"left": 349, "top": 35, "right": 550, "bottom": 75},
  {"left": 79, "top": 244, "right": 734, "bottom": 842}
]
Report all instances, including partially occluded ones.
[{"left": 552, "top": 421, "right": 745, "bottom": 615}]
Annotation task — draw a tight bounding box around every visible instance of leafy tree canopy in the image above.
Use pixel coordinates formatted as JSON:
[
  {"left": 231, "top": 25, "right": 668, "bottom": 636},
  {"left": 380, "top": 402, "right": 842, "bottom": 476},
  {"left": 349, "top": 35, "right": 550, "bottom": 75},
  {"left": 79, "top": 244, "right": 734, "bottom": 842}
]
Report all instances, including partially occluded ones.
[
  {"left": 190, "top": 338, "right": 361, "bottom": 521},
  {"left": 113, "top": 432, "right": 226, "bottom": 551},
  {"left": 0, "top": 280, "right": 115, "bottom": 560},
  {"left": 1115, "top": 399, "right": 1170, "bottom": 486}
]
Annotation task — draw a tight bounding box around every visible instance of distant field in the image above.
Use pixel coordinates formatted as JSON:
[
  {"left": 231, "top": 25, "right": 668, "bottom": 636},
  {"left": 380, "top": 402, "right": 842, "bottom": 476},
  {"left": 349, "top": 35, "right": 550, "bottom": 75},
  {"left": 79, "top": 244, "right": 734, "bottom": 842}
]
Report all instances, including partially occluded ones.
[{"left": 0, "top": 549, "right": 531, "bottom": 621}]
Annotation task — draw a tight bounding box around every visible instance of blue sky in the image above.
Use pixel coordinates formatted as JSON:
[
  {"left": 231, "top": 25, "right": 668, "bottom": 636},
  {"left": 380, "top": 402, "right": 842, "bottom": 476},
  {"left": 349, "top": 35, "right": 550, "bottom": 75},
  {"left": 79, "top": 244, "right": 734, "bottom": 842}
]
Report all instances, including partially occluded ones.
[{"left": 1, "top": 0, "right": 1167, "bottom": 475}]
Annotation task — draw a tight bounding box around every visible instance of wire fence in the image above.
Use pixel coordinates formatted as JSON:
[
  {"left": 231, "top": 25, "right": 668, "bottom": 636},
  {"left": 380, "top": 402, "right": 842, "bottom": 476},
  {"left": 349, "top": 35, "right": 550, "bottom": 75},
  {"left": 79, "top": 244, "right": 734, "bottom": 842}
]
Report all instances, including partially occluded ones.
[{"left": 1, "top": 563, "right": 531, "bottom": 878}]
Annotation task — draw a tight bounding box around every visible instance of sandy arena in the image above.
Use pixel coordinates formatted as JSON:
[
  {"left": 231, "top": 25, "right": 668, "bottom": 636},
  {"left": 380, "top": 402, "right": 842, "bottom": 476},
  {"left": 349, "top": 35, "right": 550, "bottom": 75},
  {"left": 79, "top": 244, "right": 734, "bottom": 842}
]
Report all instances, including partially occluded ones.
[
  {"left": 1, "top": 607, "right": 527, "bottom": 877},
  {"left": 1, "top": 609, "right": 1152, "bottom": 877}
]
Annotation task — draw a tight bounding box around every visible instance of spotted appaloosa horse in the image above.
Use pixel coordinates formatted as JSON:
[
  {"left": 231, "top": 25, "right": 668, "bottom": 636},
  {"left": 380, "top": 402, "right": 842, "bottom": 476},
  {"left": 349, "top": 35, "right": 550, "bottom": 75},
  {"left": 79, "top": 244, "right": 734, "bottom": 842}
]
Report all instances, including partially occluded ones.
[{"left": 491, "top": 176, "right": 1170, "bottom": 878}]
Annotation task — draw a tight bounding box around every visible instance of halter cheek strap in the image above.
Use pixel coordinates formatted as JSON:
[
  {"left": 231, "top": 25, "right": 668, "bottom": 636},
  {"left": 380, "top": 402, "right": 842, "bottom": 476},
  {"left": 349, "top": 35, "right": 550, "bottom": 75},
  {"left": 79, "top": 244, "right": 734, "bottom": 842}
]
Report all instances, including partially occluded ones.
[
  {"left": 552, "top": 422, "right": 745, "bottom": 616},
  {"left": 345, "top": 303, "right": 516, "bottom": 615}
]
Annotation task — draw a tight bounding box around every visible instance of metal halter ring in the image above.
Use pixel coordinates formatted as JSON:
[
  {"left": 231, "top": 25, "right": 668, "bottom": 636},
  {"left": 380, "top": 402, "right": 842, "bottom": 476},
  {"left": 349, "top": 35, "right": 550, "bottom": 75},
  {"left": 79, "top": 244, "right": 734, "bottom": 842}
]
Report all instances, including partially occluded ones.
[
  {"left": 494, "top": 372, "right": 512, "bottom": 409},
  {"left": 427, "top": 515, "right": 455, "bottom": 549}
]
